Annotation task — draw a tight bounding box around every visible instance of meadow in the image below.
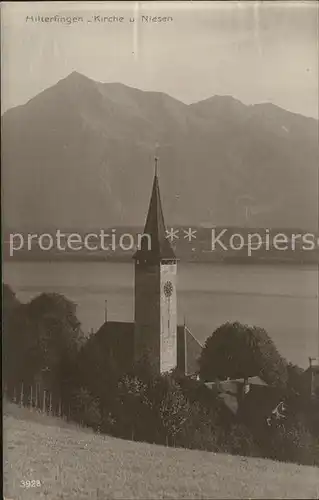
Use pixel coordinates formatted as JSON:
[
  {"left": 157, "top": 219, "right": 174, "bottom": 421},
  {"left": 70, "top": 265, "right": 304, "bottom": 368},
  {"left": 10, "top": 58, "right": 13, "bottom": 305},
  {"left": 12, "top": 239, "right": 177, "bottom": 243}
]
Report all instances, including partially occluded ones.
[{"left": 3, "top": 403, "right": 319, "bottom": 499}]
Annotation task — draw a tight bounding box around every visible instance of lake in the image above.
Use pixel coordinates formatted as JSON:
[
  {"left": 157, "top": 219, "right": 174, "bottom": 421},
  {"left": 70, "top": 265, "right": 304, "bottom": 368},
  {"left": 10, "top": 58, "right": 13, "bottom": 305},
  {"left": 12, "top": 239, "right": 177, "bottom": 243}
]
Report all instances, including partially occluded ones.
[{"left": 3, "top": 261, "right": 319, "bottom": 368}]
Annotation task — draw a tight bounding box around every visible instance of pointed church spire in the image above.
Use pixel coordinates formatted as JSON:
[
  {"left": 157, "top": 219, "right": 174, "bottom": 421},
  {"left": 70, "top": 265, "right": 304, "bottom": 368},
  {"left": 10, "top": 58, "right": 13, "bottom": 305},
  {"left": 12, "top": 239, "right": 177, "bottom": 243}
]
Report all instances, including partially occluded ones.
[{"left": 133, "top": 157, "right": 176, "bottom": 263}]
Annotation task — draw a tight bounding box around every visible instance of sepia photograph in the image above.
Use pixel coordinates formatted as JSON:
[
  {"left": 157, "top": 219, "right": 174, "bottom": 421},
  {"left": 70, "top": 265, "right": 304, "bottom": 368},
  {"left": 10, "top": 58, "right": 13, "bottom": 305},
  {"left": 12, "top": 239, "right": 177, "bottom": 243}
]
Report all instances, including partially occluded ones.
[{"left": 2, "top": 1, "right": 319, "bottom": 498}]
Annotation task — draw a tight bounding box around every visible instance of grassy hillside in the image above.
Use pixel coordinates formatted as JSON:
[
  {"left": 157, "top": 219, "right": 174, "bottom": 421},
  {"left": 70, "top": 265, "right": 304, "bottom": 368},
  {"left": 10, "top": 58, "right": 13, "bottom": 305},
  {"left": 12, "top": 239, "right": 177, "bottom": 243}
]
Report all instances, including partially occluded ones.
[{"left": 3, "top": 403, "right": 319, "bottom": 499}]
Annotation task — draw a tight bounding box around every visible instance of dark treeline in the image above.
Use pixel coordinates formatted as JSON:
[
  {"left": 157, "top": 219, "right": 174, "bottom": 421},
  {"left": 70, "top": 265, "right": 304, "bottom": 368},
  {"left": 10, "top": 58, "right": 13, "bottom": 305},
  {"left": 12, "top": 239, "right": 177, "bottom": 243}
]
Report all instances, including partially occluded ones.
[{"left": 3, "top": 284, "right": 319, "bottom": 466}]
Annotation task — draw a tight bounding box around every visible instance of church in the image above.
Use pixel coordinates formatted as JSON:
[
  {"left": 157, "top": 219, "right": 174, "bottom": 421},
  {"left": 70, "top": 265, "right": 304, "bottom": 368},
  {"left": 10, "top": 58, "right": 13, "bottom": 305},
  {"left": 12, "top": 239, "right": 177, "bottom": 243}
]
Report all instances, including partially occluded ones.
[{"left": 95, "top": 159, "right": 202, "bottom": 376}]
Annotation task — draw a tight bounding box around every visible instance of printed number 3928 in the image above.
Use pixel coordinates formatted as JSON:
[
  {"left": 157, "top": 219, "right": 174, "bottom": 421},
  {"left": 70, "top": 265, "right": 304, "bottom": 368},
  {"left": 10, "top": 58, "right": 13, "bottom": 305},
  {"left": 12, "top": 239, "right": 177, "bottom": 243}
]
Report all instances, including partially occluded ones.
[{"left": 20, "top": 480, "right": 41, "bottom": 488}]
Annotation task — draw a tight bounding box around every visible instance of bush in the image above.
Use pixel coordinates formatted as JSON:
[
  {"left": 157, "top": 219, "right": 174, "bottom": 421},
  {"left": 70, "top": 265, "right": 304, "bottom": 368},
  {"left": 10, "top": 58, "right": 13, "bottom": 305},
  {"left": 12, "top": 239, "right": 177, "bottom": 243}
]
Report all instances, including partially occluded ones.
[
  {"left": 70, "top": 387, "right": 101, "bottom": 430},
  {"left": 176, "top": 402, "right": 222, "bottom": 451},
  {"left": 267, "top": 414, "right": 319, "bottom": 466},
  {"left": 108, "top": 371, "right": 260, "bottom": 457},
  {"left": 109, "top": 374, "right": 192, "bottom": 446},
  {"left": 286, "top": 363, "right": 305, "bottom": 396},
  {"left": 4, "top": 285, "right": 316, "bottom": 466},
  {"left": 158, "top": 377, "right": 191, "bottom": 446},
  {"left": 110, "top": 375, "right": 153, "bottom": 441}
]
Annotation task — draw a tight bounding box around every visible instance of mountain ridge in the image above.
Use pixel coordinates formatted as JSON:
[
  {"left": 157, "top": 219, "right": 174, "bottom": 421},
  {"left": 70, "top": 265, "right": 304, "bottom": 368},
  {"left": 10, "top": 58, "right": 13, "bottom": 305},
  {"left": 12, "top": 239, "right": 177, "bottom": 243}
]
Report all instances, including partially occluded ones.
[
  {"left": 3, "top": 71, "right": 318, "bottom": 122},
  {"left": 2, "top": 72, "right": 318, "bottom": 232}
]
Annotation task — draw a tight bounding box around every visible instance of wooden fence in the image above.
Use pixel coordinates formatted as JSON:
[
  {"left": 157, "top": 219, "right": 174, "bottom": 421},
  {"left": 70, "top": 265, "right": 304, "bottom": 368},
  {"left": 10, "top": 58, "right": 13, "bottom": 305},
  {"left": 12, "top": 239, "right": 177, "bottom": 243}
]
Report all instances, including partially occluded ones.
[{"left": 3, "top": 382, "right": 71, "bottom": 420}]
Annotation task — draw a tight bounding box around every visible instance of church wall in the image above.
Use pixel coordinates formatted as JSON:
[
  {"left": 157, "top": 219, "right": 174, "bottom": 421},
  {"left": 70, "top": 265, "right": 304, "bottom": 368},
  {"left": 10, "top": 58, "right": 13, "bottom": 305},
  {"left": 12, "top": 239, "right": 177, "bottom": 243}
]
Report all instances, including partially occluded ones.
[
  {"left": 310, "top": 368, "right": 319, "bottom": 397},
  {"left": 185, "top": 327, "right": 202, "bottom": 376},
  {"left": 160, "top": 263, "right": 177, "bottom": 373},
  {"left": 134, "top": 262, "right": 161, "bottom": 372},
  {"left": 177, "top": 326, "right": 186, "bottom": 375}
]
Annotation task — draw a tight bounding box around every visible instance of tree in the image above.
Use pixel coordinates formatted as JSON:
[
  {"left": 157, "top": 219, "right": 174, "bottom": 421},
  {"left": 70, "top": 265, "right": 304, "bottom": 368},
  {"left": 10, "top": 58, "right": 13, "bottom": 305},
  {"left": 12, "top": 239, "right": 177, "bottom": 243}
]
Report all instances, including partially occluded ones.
[
  {"left": 3, "top": 283, "right": 20, "bottom": 312},
  {"left": 108, "top": 373, "right": 192, "bottom": 446},
  {"left": 112, "top": 375, "right": 153, "bottom": 441},
  {"left": 70, "top": 387, "right": 101, "bottom": 430},
  {"left": 76, "top": 331, "right": 119, "bottom": 390},
  {"left": 2, "top": 287, "right": 32, "bottom": 394},
  {"left": 158, "top": 377, "right": 191, "bottom": 446},
  {"left": 3, "top": 290, "right": 84, "bottom": 407},
  {"left": 286, "top": 362, "right": 305, "bottom": 396},
  {"left": 25, "top": 293, "right": 84, "bottom": 400},
  {"left": 199, "top": 322, "right": 288, "bottom": 387},
  {"left": 2, "top": 284, "right": 41, "bottom": 394}
]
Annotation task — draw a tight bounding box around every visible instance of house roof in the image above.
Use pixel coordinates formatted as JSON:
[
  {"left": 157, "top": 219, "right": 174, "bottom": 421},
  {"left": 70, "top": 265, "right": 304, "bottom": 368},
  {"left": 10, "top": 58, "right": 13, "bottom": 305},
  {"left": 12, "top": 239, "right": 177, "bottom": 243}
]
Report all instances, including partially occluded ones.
[
  {"left": 205, "top": 380, "right": 239, "bottom": 395},
  {"left": 94, "top": 321, "right": 135, "bottom": 372},
  {"left": 96, "top": 321, "right": 135, "bottom": 340},
  {"left": 133, "top": 165, "right": 176, "bottom": 263},
  {"left": 233, "top": 376, "right": 268, "bottom": 386},
  {"left": 205, "top": 377, "right": 272, "bottom": 416},
  {"left": 205, "top": 376, "right": 268, "bottom": 395},
  {"left": 218, "top": 392, "right": 239, "bottom": 415},
  {"left": 177, "top": 325, "right": 202, "bottom": 376},
  {"left": 306, "top": 365, "right": 319, "bottom": 374}
]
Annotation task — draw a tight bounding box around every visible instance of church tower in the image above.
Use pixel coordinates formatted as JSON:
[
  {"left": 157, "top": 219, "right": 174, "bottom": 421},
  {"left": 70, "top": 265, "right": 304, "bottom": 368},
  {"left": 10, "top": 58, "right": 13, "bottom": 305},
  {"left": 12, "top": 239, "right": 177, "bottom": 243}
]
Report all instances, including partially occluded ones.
[{"left": 133, "top": 159, "right": 177, "bottom": 374}]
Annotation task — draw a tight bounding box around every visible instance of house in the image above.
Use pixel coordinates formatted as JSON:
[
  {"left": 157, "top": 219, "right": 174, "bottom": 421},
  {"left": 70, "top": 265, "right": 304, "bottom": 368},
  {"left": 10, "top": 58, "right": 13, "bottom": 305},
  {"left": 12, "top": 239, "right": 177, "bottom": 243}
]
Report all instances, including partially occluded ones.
[
  {"left": 304, "top": 357, "right": 319, "bottom": 398},
  {"left": 205, "top": 376, "right": 282, "bottom": 420}
]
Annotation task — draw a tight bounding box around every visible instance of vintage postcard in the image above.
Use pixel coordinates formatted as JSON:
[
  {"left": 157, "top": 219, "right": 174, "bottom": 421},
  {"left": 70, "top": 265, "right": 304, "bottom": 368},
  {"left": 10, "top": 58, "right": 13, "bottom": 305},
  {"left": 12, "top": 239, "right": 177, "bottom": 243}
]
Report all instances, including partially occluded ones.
[{"left": 2, "top": 1, "right": 319, "bottom": 499}]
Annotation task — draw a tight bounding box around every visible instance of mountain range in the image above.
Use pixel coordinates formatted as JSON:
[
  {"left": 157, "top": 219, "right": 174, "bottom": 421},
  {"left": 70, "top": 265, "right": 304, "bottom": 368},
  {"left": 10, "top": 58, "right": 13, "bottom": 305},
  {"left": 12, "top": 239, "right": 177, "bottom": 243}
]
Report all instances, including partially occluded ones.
[{"left": 2, "top": 71, "right": 318, "bottom": 232}]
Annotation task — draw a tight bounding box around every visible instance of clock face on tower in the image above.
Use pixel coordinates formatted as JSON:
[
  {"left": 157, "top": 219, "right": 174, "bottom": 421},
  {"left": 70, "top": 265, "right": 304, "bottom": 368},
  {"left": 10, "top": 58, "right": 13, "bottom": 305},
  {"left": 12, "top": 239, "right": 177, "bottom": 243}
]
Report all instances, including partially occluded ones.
[{"left": 163, "top": 280, "right": 174, "bottom": 298}]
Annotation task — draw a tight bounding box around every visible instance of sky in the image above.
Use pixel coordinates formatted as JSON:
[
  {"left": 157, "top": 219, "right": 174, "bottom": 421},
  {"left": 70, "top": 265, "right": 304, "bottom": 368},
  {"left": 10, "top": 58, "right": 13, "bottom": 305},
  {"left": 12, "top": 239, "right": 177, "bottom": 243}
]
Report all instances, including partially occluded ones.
[{"left": 1, "top": 1, "right": 318, "bottom": 118}]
